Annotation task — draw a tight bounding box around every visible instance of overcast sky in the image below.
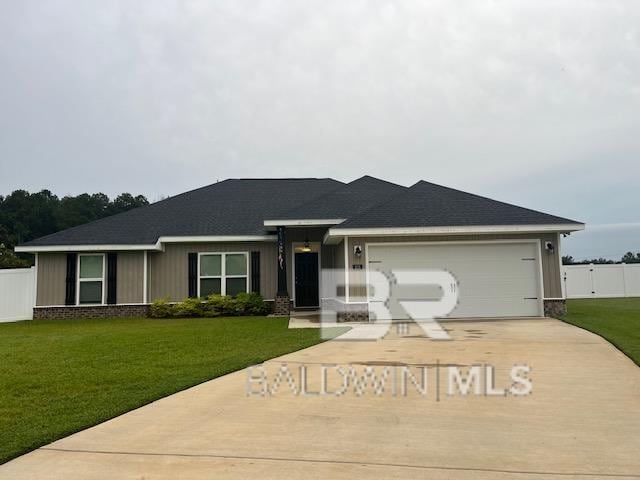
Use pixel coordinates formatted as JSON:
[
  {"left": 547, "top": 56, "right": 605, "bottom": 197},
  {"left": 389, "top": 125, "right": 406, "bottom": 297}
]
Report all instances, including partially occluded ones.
[{"left": 1, "top": 1, "right": 638, "bottom": 259}]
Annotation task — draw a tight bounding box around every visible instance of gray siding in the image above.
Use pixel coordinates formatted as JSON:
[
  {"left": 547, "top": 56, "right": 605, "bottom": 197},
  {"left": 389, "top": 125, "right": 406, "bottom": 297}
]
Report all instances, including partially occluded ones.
[
  {"left": 148, "top": 242, "right": 278, "bottom": 302},
  {"left": 34, "top": 231, "right": 563, "bottom": 307},
  {"left": 117, "top": 252, "right": 145, "bottom": 304},
  {"left": 36, "top": 253, "right": 67, "bottom": 306},
  {"left": 344, "top": 233, "right": 563, "bottom": 300},
  {"left": 321, "top": 244, "right": 337, "bottom": 269},
  {"left": 334, "top": 239, "right": 345, "bottom": 270},
  {"left": 36, "top": 251, "right": 147, "bottom": 306}
]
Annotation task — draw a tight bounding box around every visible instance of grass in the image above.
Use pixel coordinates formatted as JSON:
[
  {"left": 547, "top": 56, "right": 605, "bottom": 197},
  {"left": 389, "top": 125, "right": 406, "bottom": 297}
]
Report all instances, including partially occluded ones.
[
  {"left": 561, "top": 298, "right": 640, "bottom": 365},
  {"left": 0, "top": 316, "right": 346, "bottom": 464}
]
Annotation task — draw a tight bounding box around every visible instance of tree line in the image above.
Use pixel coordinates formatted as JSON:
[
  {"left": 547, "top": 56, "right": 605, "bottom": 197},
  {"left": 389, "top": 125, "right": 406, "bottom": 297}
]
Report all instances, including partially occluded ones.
[
  {"left": 0, "top": 190, "right": 149, "bottom": 268},
  {"left": 562, "top": 252, "right": 640, "bottom": 265}
]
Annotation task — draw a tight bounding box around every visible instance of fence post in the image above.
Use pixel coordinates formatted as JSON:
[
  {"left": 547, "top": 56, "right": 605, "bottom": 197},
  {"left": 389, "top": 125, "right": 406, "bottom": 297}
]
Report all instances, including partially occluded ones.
[
  {"left": 621, "top": 263, "right": 627, "bottom": 297},
  {"left": 589, "top": 263, "right": 595, "bottom": 298}
]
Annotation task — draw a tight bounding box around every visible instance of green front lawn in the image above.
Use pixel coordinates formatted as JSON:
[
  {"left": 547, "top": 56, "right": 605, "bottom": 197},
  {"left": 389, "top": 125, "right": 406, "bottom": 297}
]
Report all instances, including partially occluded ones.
[
  {"left": 0, "top": 316, "right": 345, "bottom": 464},
  {"left": 561, "top": 298, "right": 640, "bottom": 365}
]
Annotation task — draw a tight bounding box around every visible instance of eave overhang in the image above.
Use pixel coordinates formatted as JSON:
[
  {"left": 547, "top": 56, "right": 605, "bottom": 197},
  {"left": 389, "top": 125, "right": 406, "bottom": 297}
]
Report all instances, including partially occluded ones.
[{"left": 323, "top": 223, "right": 585, "bottom": 244}]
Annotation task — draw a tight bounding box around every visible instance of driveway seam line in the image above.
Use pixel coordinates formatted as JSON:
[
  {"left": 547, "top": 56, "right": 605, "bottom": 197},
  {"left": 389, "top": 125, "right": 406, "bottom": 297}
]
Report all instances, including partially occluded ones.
[{"left": 39, "top": 447, "right": 640, "bottom": 478}]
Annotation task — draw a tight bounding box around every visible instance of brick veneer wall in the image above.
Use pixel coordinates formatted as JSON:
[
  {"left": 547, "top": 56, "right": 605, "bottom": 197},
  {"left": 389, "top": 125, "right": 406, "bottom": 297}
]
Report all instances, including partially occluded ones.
[
  {"left": 273, "top": 295, "right": 291, "bottom": 316},
  {"left": 543, "top": 299, "right": 567, "bottom": 318},
  {"left": 33, "top": 305, "right": 150, "bottom": 320},
  {"left": 337, "top": 310, "right": 369, "bottom": 322}
]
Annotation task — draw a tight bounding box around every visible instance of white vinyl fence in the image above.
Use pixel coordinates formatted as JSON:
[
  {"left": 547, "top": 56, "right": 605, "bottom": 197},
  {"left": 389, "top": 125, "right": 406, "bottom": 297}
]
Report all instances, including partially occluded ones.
[
  {"left": 563, "top": 264, "right": 640, "bottom": 299},
  {"left": 0, "top": 267, "right": 36, "bottom": 322}
]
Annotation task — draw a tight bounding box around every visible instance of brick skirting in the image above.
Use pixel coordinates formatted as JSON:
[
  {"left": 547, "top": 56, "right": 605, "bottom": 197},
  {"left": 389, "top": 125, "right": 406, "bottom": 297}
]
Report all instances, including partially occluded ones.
[
  {"left": 543, "top": 299, "right": 567, "bottom": 318},
  {"left": 336, "top": 303, "right": 370, "bottom": 322},
  {"left": 337, "top": 310, "right": 370, "bottom": 322},
  {"left": 273, "top": 295, "right": 291, "bottom": 316},
  {"left": 33, "top": 304, "right": 150, "bottom": 320}
]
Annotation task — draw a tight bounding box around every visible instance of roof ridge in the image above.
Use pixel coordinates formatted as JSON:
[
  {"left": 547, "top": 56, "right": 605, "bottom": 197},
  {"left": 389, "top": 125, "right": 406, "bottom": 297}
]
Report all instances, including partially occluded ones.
[
  {"left": 348, "top": 175, "right": 406, "bottom": 188},
  {"left": 233, "top": 177, "right": 342, "bottom": 181},
  {"left": 266, "top": 175, "right": 407, "bottom": 220}
]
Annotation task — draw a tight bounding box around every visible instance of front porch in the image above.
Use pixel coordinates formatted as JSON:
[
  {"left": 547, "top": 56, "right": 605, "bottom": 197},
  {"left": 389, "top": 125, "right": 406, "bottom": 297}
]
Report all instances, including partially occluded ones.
[{"left": 271, "top": 224, "right": 370, "bottom": 320}]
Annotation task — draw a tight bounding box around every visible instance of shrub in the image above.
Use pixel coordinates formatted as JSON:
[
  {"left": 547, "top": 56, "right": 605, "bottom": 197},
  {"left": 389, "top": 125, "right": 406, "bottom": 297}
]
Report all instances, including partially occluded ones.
[
  {"left": 202, "top": 294, "right": 232, "bottom": 317},
  {"left": 202, "top": 292, "right": 268, "bottom": 317},
  {"left": 151, "top": 293, "right": 268, "bottom": 318},
  {"left": 234, "top": 292, "right": 269, "bottom": 316},
  {"left": 149, "top": 298, "right": 174, "bottom": 318},
  {"left": 172, "top": 297, "right": 205, "bottom": 317}
]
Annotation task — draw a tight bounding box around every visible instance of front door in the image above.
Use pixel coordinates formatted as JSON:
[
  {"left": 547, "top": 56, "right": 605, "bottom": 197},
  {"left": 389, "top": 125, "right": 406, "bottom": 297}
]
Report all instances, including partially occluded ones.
[{"left": 294, "top": 252, "right": 319, "bottom": 307}]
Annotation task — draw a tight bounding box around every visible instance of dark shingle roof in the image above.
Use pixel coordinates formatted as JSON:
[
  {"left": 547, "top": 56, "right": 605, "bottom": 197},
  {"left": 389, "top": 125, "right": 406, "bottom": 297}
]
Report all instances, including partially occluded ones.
[
  {"left": 22, "top": 178, "right": 343, "bottom": 246},
  {"left": 20, "top": 177, "right": 582, "bottom": 247},
  {"left": 333, "top": 180, "right": 582, "bottom": 229},
  {"left": 268, "top": 175, "right": 407, "bottom": 220}
]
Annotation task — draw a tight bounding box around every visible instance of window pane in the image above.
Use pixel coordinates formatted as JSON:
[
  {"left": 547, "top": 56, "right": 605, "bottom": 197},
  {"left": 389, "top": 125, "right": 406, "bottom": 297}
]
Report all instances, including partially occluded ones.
[
  {"left": 200, "top": 278, "right": 221, "bottom": 297},
  {"left": 200, "top": 255, "right": 221, "bottom": 277},
  {"left": 80, "top": 255, "right": 103, "bottom": 279},
  {"left": 226, "top": 277, "right": 247, "bottom": 296},
  {"left": 226, "top": 254, "right": 247, "bottom": 276},
  {"left": 79, "top": 281, "right": 102, "bottom": 304}
]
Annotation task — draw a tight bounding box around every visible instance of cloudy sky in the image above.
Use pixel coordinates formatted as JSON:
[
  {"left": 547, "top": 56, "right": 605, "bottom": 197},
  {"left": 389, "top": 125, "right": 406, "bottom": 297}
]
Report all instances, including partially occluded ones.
[{"left": 1, "top": 1, "right": 638, "bottom": 259}]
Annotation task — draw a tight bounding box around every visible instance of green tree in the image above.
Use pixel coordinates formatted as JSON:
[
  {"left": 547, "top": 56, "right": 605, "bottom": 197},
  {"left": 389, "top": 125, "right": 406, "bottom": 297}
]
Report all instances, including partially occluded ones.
[
  {"left": 562, "top": 255, "right": 574, "bottom": 265},
  {"left": 54, "top": 193, "right": 110, "bottom": 230},
  {"left": 0, "top": 190, "right": 150, "bottom": 268},
  {"left": 106, "top": 193, "right": 149, "bottom": 216},
  {"left": 621, "top": 252, "right": 640, "bottom": 264},
  {"left": 0, "top": 243, "right": 30, "bottom": 268},
  {"left": 0, "top": 190, "right": 58, "bottom": 245}
]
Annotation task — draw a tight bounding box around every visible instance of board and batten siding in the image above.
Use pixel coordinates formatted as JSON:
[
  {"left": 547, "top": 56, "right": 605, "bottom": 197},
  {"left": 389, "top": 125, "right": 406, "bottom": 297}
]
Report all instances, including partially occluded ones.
[
  {"left": 116, "top": 252, "right": 145, "bottom": 304},
  {"left": 148, "top": 242, "right": 278, "bottom": 302},
  {"left": 345, "top": 232, "right": 563, "bottom": 301},
  {"left": 36, "top": 253, "right": 67, "bottom": 306},
  {"left": 36, "top": 251, "right": 145, "bottom": 306},
  {"left": 34, "top": 232, "right": 563, "bottom": 307}
]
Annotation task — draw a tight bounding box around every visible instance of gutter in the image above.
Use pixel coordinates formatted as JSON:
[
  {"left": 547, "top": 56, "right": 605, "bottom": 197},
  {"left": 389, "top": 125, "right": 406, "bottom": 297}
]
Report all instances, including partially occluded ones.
[{"left": 14, "top": 235, "right": 277, "bottom": 253}]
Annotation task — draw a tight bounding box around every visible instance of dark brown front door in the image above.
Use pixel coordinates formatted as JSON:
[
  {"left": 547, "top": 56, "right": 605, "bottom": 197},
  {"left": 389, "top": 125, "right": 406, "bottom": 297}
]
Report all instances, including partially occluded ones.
[{"left": 294, "top": 252, "right": 319, "bottom": 307}]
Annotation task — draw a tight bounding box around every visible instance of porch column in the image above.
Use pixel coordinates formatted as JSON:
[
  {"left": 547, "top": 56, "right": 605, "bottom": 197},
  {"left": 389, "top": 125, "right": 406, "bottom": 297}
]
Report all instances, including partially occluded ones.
[{"left": 275, "top": 226, "right": 290, "bottom": 314}]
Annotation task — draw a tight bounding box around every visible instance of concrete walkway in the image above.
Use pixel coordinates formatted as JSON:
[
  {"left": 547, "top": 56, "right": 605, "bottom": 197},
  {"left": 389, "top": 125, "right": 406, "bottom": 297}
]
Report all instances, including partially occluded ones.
[{"left": 2, "top": 318, "right": 639, "bottom": 479}]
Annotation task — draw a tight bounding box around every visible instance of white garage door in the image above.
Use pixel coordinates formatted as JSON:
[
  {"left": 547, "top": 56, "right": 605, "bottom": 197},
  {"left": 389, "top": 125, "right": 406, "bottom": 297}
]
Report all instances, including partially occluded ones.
[{"left": 367, "top": 242, "right": 542, "bottom": 318}]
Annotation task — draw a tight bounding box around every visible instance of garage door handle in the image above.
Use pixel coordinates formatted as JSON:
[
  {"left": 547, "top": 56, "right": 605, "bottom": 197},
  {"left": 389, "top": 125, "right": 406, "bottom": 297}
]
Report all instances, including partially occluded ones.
[{"left": 524, "top": 297, "right": 538, "bottom": 300}]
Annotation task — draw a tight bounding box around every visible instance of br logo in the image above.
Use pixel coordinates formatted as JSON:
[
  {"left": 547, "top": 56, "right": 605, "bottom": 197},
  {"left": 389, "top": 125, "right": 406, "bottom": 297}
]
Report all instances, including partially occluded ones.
[{"left": 322, "top": 269, "right": 459, "bottom": 341}]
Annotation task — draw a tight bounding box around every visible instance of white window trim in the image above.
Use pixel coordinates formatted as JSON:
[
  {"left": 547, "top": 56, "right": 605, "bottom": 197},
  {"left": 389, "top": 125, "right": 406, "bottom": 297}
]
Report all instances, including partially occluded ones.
[
  {"left": 76, "top": 253, "right": 106, "bottom": 306},
  {"left": 197, "top": 252, "right": 249, "bottom": 297}
]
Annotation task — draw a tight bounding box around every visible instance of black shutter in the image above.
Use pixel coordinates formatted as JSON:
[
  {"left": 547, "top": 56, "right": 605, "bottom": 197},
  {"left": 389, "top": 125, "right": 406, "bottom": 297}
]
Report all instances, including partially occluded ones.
[
  {"left": 251, "top": 251, "right": 260, "bottom": 294},
  {"left": 188, "top": 253, "right": 198, "bottom": 298},
  {"left": 107, "top": 253, "right": 117, "bottom": 304},
  {"left": 65, "top": 253, "right": 77, "bottom": 305}
]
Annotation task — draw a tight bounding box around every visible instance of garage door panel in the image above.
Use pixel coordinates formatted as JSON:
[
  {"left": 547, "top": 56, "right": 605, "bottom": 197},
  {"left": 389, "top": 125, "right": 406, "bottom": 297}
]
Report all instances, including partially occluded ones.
[{"left": 368, "top": 242, "right": 542, "bottom": 318}]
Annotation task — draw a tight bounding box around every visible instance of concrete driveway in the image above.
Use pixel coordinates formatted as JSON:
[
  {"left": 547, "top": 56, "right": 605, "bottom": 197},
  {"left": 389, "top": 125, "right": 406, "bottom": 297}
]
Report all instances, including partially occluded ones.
[{"left": 2, "top": 318, "right": 639, "bottom": 479}]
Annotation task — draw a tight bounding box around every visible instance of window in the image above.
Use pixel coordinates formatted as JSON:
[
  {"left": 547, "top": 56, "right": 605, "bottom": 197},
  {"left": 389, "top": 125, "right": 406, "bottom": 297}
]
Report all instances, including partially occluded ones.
[
  {"left": 199, "top": 252, "right": 248, "bottom": 297},
  {"left": 77, "top": 254, "right": 105, "bottom": 305}
]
